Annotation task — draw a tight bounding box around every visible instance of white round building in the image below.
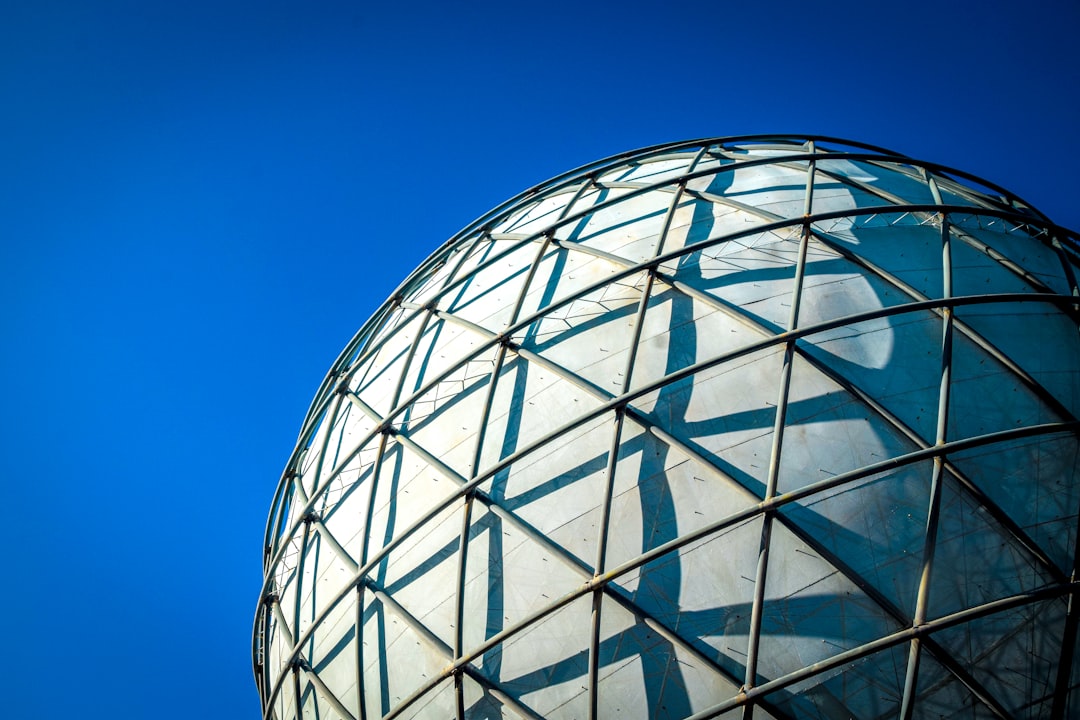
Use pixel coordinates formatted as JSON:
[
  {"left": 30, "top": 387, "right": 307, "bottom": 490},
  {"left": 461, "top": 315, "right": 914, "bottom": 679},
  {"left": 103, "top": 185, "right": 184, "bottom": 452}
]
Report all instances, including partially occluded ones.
[{"left": 254, "top": 136, "right": 1080, "bottom": 719}]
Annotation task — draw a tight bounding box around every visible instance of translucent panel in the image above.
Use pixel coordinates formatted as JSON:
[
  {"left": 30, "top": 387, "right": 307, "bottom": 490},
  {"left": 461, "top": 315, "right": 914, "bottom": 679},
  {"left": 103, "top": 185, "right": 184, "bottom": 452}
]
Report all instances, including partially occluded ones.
[
  {"left": 462, "top": 672, "right": 535, "bottom": 719},
  {"left": 395, "top": 678, "right": 456, "bottom": 720},
  {"left": 762, "top": 642, "right": 909, "bottom": 720},
  {"left": 796, "top": 240, "right": 913, "bottom": 328},
  {"left": 933, "top": 597, "right": 1065, "bottom": 719},
  {"left": 955, "top": 301, "right": 1080, "bottom": 421},
  {"left": 514, "top": 244, "right": 630, "bottom": 324},
  {"left": 835, "top": 159, "right": 936, "bottom": 203},
  {"left": 447, "top": 235, "right": 529, "bottom": 290},
  {"left": 401, "top": 351, "right": 495, "bottom": 479},
  {"left": 910, "top": 651, "right": 1000, "bottom": 720},
  {"left": 460, "top": 503, "right": 586, "bottom": 656},
  {"left": 946, "top": 330, "right": 1052, "bottom": 442},
  {"left": 365, "top": 441, "right": 459, "bottom": 557},
  {"left": 934, "top": 177, "right": 994, "bottom": 211},
  {"left": 514, "top": 271, "right": 644, "bottom": 392},
  {"left": 810, "top": 172, "right": 886, "bottom": 215},
  {"left": 476, "top": 596, "right": 594, "bottom": 720},
  {"left": 719, "top": 161, "right": 809, "bottom": 220},
  {"left": 613, "top": 517, "right": 763, "bottom": 684},
  {"left": 605, "top": 417, "right": 758, "bottom": 571},
  {"left": 781, "top": 461, "right": 932, "bottom": 618},
  {"left": 951, "top": 215, "right": 1072, "bottom": 295},
  {"left": 397, "top": 316, "right": 491, "bottom": 406},
  {"left": 402, "top": 254, "right": 460, "bottom": 309},
  {"left": 321, "top": 441, "right": 378, "bottom": 543},
  {"left": 598, "top": 154, "right": 697, "bottom": 186},
  {"left": 567, "top": 186, "right": 673, "bottom": 264},
  {"left": 349, "top": 308, "right": 430, "bottom": 417},
  {"left": 928, "top": 471, "right": 1056, "bottom": 618},
  {"left": 300, "top": 530, "right": 358, "bottom": 634},
  {"left": 662, "top": 191, "right": 775, "bottom": 258},
  {"left": 654, "top": 190, "right": 717, "bottom": 259},
  {"left": 634, "top": 347, "right": 782, "bottom": 496},
  {"left": 360, "top": 591, "right": 448, "bottom": 719},
  {"left": 755, "top": 521, "right": 902, "bottom": 686},
  {"left": 813, "top": 213, "right": 945, "bottom": 300},
  {"left": 802, "top": 310, "right": 942, "bottom": 444},
  {"left": 675, "top": 227, "right": 804, "bottom": 333},
  {"left": 478, "top": 354, "right": 606, "bottom": 474},
  {"left": 308, "top": 592, "right": 359, "bottom": 716},
  {"left": 445, "top": 239, "right": 538, "bottom": 331},
  {"left": 949, "top": 431, "right": 1080, "bottom": 573},
  {"left": 494, "top": 412, "right": 612, "bottom": 570},
  {"left": 493, "top": 192, "right": 576, "bottom": 237},
  {"left": 595, "top": 594, "right": 745, "bottom": 719},
  {"left": 952, "top": 225, "right": 1044, "bottom": 296},
  {"left": 778, "top": 352, "right": 919, "bottom": 493},
  {"left": 377, "top": 497, "right": 462, "bottom": 649},
  {"left": 628, "top": 281, "right": 770, "bottom": 393}
]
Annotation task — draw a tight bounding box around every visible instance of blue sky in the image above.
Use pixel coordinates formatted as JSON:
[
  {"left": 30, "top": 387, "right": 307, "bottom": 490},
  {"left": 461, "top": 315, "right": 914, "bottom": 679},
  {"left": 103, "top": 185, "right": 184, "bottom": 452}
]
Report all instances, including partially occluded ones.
[{"left": 1, "top": 1, "right": 1077, "bottom": 718}]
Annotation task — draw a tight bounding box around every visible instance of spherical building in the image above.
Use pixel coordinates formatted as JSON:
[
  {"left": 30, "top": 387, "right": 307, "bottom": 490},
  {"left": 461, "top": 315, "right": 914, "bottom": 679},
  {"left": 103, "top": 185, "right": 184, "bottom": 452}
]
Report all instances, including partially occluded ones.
[{"left": 254, "top": 136, "right": 1080, "bottom": 720}]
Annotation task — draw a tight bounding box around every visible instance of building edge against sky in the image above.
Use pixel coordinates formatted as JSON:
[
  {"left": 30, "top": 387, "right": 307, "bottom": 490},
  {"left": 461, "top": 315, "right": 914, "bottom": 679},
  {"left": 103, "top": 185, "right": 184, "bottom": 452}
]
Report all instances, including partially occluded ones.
[{"left": 253, "top": 136, "right": 1080, "bottom": 719}]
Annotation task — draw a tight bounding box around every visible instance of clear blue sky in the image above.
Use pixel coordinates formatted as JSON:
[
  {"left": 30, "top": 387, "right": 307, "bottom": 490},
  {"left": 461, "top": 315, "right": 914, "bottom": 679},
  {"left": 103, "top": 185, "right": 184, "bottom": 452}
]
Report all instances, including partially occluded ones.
[{"left": 1, "top": 1, "right": 1077, "bottom": 718}]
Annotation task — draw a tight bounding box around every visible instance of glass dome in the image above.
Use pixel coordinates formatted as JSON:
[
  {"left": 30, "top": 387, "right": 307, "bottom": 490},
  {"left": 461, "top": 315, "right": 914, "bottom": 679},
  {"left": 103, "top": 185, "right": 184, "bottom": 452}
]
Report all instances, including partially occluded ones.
[{"left": 254, "top": 135, "right": 1080, "bottom": 719}]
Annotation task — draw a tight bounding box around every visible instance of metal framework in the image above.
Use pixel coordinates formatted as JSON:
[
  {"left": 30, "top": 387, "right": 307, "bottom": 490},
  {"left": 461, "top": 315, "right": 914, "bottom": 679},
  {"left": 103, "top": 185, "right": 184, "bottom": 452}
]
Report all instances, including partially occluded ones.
[{"left": 254, "top": 135, "right": 1080, "bottom": 720}]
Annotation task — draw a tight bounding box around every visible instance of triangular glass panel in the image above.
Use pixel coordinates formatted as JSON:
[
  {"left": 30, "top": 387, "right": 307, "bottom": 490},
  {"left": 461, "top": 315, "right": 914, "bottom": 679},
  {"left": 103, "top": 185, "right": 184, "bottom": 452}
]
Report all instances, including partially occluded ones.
[
  {"left": 610, "top": 516, "right": 764, "bottom": 686},
  {"left": 471, "top": 595, "right": 594, "bottom": 720},
  {"left": 800, "top": 308, "right": 942, "bottom": 445},
  {"left": 476, "top": 351, "right": 607, "bottom": 477},
  {"left": 492, "top": 411, "right": 612, "bottom": 572},
  {"left": 459, "top": 501, "right": 589, "bottom": 661},
  {"left": 560, "top": 184, "right": 673, "bottom": 265},
  {"left": 443, "top": 238, "right": 540, "bottom": 333},
  {"left": 604, "top": 414, "right": 759, "bottom": 572},
  {"left": 948, "top": 429, "right": 1079, "bottom": 574},
  {"left": 349, "top": 306, "right": 430, "bottom": 418},
  {"left": 927, "top": 471, "right": 1059, "bottom": 618},
  {"left": 627, "top": 278, "right": 772, "bottom": 394},
  {"left": 595, "top": 592, "right": 746, "bottom": 720},
  {"left": 359, "top": 591, "right": 451, "bottom": 720},
  {"left": 946, "top": 329, "right": 1054, "bottom": 443},
  {"left": 777, "top": 350, "right": 920, "bottom": 494},
  {"left": 813, "top": 214, "right": 944, "bottom": 300},
  {"left": 755, "top": 520, "right": 904, "bottom": 687},
  {"left": 364, "top": 439, "right": 460, "bottom": 559},
  {"left": 514, "top": 270, "right": 645, "bottom": 394},
  {"left": 666, "top": 226, "right": 804, "bottom": 333},
  {"left": 630, "top": 345, "right": 783, "bottom": 499},
  {"left": 396, "top": 314, "right": 495, "bottom": 407},
  {"left": 376, "top": 496, "right": 463, "bottom": 651},
  {"left": 910, "top": 650, "right": 1000, "bottom": 720},
  {"left": 307, "top": 590, "right": 359, "bottom": 718},
  {"left": 394, "top": 677, "right": 456, "bottom": 720},
  {"left": 714, "top": 158, "right": 810, "bottom": 222},
  {"left": 462, "top": 670, "right": 532, "bottom": 720},
  {"left": 513, "top": 242, "right": 632, "bottom": 325},
  {"left": 759, "top": 641, "right": 909, "bottom": 720},
  {"left": 780, "top": 460, "right": 932, "bottom": 619},
  {"left": 950, "top": 215, "right": 1071, "bottom": 294},
  {"left": 796, "top": 240, "right": 915, "bottom": 330},
  {"left": 320, "top": 440, "right": 379, "bottom": 553},
  {"left": 931, "top": 596, "right": 1066, "bottom": 718},
  {"left": 399, "top": 347, "right": 498, "bottom": 480},
  {"left": 954, "top": 301, "right": 1080, "bottom": 423}
]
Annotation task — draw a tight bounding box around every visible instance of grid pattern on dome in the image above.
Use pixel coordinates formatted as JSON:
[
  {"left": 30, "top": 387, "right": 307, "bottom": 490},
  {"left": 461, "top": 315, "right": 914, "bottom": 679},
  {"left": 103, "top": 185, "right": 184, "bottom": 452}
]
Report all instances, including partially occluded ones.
[{"left": 253, "top": 136, "right": 1080, "bottom": 720}]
